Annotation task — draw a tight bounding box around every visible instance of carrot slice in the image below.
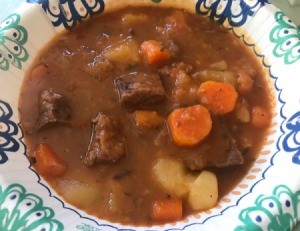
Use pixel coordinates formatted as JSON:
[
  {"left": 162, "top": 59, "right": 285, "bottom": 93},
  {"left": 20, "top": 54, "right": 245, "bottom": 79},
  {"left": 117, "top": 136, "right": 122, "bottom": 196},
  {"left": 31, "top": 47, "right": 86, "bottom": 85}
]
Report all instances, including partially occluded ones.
[
  {"left": 151, "top": 199, "right": 183, "bottom": 221},
  {"left": 167, "top": 105, "right": 212, "bottom": 147},
  {"left": 34, "top": 144, "right": 66, "bottom": 177},
  {"left": 140, "top": 40, "right": 171, "bottom": 65},
  {"left": 251, "top": 106, "right": 271, "bottom": 127},
  {"left": 198, "top": 81, "right": 238, "bottom": 115}
]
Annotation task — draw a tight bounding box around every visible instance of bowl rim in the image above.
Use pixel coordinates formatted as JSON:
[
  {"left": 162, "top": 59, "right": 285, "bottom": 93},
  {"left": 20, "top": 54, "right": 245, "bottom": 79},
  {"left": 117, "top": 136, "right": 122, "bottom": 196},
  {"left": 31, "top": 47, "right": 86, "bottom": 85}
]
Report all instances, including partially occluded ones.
[{"left": 0, "top": 0, "right": 300, "bottom": 230}]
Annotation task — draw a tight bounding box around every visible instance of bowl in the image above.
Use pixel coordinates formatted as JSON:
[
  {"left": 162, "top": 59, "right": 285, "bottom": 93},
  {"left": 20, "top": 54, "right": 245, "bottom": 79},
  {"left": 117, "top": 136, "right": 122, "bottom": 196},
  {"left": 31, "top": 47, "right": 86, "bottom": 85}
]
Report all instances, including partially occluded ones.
[{"left": 0, "top": 0, "right": 300, "bottom": 230}]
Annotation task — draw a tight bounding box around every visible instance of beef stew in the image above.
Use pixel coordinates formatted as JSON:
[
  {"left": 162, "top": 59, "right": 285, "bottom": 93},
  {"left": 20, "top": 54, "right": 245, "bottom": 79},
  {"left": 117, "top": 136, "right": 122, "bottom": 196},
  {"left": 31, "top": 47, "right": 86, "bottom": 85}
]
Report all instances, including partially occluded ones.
[{"left": 19, "top": 7, "right": 273, "bottom": 226}]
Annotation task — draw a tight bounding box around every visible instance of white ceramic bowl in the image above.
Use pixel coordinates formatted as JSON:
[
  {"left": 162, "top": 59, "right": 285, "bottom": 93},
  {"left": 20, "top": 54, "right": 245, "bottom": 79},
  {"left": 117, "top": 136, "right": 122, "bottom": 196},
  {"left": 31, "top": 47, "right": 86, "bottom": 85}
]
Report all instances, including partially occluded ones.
[{"left": 0, "top": 0, "right": 300, "bottom": 230}]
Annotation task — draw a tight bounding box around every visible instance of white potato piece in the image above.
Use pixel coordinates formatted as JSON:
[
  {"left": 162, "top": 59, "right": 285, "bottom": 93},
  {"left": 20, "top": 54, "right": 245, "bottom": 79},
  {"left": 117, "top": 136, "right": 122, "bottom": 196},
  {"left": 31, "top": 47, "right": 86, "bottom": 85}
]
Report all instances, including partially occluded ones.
[
  {"left": 153, "top": 158, "right": 195, "bottom": 198},
  {"left": 188, "top": 171, "right": 218, "bottom": 210},
  {"left": 210, "top": 60, "right": 227, "bottom": 71},
  {"left": 57, "top": 180, "right": 103, "bottom": 207},
  {"left": 122, "top": 13, "right": 149, "bottom": 25},
  {"left": 192, "top": 70, "right": 236, "bottom": 86},
  {"left": 104, "top": 39, "right": 141, "bottom": 67},
  {"left": 235, "top": 98, "right": 250, "bottom": 123}
]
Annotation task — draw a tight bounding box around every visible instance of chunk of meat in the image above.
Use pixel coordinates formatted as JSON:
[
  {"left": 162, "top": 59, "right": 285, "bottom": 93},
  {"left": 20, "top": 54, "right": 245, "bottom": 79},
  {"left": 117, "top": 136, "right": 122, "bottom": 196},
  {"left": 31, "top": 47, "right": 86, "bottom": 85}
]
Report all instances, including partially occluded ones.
[
  {"left": 159, "top": 62, "right": 193, "bottom": 90},
  {"left": 159, "top": 63, "right": 197, "bottom": 105},
  {"left": 182, "top": 119, "right": 244, "bottom": 170},
  {"left": 214, "top": 134, "right": 244, "bottom": 168},
  {"left": 82, "top": 113, "right": 125, "bottom": 167},
  {"left": 159, "top": 62, "right": 188, "bottom": 89},
  {"left": 32, "top": 90, "right": 70, "bottom": 132},
  {"left": 114, "top": 72, "right": 166, "bottom": 107}
]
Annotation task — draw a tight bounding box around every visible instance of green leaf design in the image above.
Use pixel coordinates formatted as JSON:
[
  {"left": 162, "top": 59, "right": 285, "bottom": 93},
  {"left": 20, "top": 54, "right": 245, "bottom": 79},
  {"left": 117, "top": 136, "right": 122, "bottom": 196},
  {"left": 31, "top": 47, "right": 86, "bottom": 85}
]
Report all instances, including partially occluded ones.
[
  {"left": 235, "top": 185, "right": 300, "bottom": 231},
  {"left": 151, "top": 0, "right": 162, "bottom": 3},
  {"left": 0, "top": 53, "right": 9, "bottom": 71},
  {"left": 270, "top": 11, "right": 300, "bottom": 65},
  {"left": 0, "top": 13, "right": 29, "bottom": 71},
  {"left": 0, "top": 183, "right": 64, "bottom": 231}
]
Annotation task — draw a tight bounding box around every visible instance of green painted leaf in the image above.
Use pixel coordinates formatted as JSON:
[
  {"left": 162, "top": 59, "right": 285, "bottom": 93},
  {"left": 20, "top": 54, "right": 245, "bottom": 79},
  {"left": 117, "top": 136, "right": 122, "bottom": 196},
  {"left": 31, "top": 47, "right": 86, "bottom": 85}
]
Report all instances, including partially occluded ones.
[
  {"left": 269, "top": 11, "right": 300, "bottom": 65},
  {"left": 0, "top": 13, "right": 29, "bottom": 71},
  {"left": 0, "top": 53, "right": 9, "bottom": 71},
  {"left": 0, "top": 183, "right": 64, "bottom": 231},
  {"left": 235, "top": 185, "right": 300, "bottom": 231}
]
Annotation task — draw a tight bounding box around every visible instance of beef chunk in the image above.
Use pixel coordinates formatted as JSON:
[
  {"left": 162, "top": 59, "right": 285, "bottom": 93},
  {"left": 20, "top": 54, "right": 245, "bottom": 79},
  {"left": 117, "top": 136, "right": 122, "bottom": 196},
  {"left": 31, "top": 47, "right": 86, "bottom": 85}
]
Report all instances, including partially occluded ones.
[
  {"left": 182, "top": 119, "right": 244, "bottom": 170},
  {"left": 184, "top": 136, "right": 244, "bottom": 170},
  {"left": 214, "top": 133, "right": 244, "bottom": 168},
  {"left": 159, "top": 62, "right": 193, "bottom": 90},
  {"left": 159, "top": 63, "right": 197, "bottom": 105},
  {"left": 114, "top": 72, "right": 165, "bottom": 107},
  {"left": 82, "top": 113, "right": 126, "bottom": 167},
  {"left": 33, "top": 90, "right": 70, "bottom": 132}
]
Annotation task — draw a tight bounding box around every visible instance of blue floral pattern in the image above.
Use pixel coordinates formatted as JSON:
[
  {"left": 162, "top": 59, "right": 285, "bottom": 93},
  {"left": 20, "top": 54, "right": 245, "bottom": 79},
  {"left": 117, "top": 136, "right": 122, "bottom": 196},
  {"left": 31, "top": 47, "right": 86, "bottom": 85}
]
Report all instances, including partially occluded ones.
[
  {"left": 27, "top": 0, "right": 105, "bottom": 30},
  {"left": 196, "top": 0, "right": 269, "bottom": 27},
  {"left": 282, "top": 111, "right": 300, "bottom": 165},
  {"left": 0, "top": 100, "right": 20, "bottom": 164}
]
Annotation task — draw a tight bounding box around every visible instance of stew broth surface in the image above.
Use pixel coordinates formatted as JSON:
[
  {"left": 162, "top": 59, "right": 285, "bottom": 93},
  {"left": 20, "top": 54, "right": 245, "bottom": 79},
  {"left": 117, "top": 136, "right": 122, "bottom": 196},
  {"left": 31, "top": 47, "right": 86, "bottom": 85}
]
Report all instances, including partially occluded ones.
[{"left": 19, "top": 7, "right": 272, "bottom": 225}]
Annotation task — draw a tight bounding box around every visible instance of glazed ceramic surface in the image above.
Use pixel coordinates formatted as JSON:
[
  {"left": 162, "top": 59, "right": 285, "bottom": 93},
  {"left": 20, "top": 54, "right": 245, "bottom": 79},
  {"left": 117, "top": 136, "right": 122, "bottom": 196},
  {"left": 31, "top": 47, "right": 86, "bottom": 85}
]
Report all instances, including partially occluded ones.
[{"left": 0, "top": 0, "right": 300, "bottom": 230}]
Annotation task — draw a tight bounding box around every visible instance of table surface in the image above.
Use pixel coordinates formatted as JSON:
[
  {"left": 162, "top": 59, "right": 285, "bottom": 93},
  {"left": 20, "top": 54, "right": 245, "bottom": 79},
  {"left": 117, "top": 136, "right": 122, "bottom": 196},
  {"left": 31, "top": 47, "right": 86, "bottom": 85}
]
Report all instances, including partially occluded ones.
[{"left": 0, "top": 1, "right": 299, "bottom": 230}]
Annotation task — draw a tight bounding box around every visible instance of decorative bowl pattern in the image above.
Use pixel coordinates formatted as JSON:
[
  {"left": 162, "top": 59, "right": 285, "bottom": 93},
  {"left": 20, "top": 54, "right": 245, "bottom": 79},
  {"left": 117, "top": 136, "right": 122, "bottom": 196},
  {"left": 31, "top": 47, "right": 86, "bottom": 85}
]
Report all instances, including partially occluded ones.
[{"left": 0, "top": 0, "right": 300, "bottom": 230}]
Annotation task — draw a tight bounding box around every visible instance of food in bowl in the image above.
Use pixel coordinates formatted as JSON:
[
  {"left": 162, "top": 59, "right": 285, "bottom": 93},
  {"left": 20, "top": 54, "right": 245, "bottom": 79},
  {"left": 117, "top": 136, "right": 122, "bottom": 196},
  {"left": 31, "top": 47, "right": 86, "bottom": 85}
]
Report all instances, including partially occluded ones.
[{"left": 19, "top": 7, "right": 273, "bottom": 225}]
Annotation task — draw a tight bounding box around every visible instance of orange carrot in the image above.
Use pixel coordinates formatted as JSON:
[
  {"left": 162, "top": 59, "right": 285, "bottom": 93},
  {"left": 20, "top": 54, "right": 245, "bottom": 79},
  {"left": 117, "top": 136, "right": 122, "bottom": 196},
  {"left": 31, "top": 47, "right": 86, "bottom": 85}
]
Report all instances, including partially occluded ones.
[
  {"left": 34, "top": 144, "right": 66, "bottom": 177},
  {"left": 140, "top": 40, "right": 171, "bottom": 65},
  {"left": 251, "top": 106, "right": 271, "bottom": 127},
  {"left": 237, "top": 70, "right": 254, "bottom": 94},
  {"left": 167, "top": 105, "right": 212, "bottom": 147},
  {"left": 151, "top": 199, "right": 183, "bottom": 221},
  {"left": 198, "top": 81, "right": 238, "bottom": 115}
]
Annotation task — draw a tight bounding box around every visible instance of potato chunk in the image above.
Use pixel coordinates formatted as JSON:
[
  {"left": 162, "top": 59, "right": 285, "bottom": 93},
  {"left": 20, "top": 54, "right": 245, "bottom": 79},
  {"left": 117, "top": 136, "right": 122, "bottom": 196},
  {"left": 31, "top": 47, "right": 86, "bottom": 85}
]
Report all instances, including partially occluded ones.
[
  {"left": 57, "top": 181, "right": 103, "bottom": 207},
  {"left": 104, "top": 39, "right": 141, "bottom": 68},
  {"left": 235, "top": 98, "right": 250, "bottom": 123},
  {"left": 153, "top": 158, "right": 195, "bottom": 197},
  {"left": 192, "top": 70, "right": 236, "bottom": 86},
  {"left": 153, "top": 158, "right": 219, "bottom": 211},
  {"left": 188, "top": 171, "right": 218, "bottom": 210},
  {"left": 210, "top": 60, "right": 227, "bottom": 71},
  {"left": 122, "top": 13, "right": 149, "bottom": 25},
  {"left": 133, "top": 110, "right": 164, "bottom": 129}
]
